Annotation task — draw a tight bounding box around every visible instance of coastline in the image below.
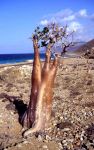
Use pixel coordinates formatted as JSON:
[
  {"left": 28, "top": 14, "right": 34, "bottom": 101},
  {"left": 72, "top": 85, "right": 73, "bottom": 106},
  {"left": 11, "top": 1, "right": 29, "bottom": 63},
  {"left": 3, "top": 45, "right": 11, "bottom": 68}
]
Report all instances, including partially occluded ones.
[
  {"left": 0, "top": 54, "right": 81, "bottom": 69},
  {"left": 0, "top": 51, "right": 81, "bottom": 68},
  {"left": 0, "top": 61, "right": 33, "bottom": 68},
  {"left": 0, "top": 59, "right": 47, "bottom": 68}
]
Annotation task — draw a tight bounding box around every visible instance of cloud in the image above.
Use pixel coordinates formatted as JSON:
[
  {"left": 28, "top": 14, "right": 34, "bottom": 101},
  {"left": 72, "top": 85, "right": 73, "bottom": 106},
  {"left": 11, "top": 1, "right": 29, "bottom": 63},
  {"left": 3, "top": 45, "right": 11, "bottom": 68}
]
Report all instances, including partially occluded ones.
[
  {"left": 78, "top": 9, "right": 87, "bottom": 17},
  {"left": 40, "top": 9, "right": 90, "bottom": 25},
  {"left": 40, "top": 9, "right": 94, "bottom": 41},
  {"left": 68, "top": 21, "right": 83, "bottom": 32},
  {"left": 63, "top": 15, "right": 75, "bottom": 21},
  {"left": 40, "top": 19, "right": 48, "bottom": 25},
  {"left": 40, "top": 9, "right": 73, "bottom": 25}
]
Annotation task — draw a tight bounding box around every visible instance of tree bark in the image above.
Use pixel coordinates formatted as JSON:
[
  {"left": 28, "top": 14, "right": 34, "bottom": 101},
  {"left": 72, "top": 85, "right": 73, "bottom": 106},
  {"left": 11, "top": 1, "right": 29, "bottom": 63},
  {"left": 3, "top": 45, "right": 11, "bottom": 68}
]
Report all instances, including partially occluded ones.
[
  {"left": 21, "top": 38, "right": 41, "bottom": 128},
  {"left": 21, "top": 40, "right": 59, "bottom": 137}
]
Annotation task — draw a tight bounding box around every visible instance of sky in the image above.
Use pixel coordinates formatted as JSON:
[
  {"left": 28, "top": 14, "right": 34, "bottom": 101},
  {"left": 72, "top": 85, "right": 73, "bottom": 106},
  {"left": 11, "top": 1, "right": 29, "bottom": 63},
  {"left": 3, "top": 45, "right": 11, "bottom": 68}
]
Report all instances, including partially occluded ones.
[{"left": 0, "top": 0, "right": 94, "bottom": 54}]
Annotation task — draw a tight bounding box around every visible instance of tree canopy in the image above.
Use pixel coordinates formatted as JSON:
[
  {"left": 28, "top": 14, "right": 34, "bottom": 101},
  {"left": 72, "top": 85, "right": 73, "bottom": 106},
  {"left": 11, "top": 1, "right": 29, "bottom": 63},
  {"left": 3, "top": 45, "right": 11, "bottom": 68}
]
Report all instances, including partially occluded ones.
[{"left": 31, "top": 23, "right": 75, "bottom": 55}]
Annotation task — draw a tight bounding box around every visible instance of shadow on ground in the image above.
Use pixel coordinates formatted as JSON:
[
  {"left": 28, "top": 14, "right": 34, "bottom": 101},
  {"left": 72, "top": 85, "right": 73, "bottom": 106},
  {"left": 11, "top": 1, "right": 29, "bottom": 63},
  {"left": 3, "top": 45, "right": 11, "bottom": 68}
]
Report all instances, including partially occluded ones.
[{"left": 0, "top": 93, "right": 27, "bottom": 123}]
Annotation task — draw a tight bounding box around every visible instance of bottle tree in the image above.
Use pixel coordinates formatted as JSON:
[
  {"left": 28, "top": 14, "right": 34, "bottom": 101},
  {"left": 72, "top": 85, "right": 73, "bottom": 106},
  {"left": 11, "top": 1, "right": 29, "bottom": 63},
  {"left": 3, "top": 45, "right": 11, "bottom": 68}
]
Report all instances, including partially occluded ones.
[{"left": 21, "top": 23, "right": 74, "bottom": 137}]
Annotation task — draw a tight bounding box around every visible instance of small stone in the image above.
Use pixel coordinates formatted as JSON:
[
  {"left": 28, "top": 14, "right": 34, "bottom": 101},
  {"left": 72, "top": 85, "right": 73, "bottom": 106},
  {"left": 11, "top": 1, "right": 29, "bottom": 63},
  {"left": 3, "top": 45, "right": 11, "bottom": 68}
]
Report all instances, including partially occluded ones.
[
  {"left": 46, "top": 135, "right": 51, "bottom": 141},
  {"left": 23, "top": 140, "right": 29, "bottom": 144},
  {"left": 58, "top": 142, "right": 63, "bottom": 149},
  {"left": 80, "top": 130, "right": 85, "bottom": 141},
  {"left": 17, "top": 143, "right": 22, "bottom": 148},
  {"left": 38, "top": 135, "right": 43, "bottom": 141},
  {"left": 62, "top": 140, "right": 67, "bottom": 144},
  {"left": 10, "top": 111, "right": 14, "bottom": 115},
  {"left": 42, "top": 145, "right": 48, "bottom": 149},
  {"left": 62, "top": 128, "right": 70, "bottom": 132},
  {"left": 67, "top": 139, "right": 74, "bottom": 142}
]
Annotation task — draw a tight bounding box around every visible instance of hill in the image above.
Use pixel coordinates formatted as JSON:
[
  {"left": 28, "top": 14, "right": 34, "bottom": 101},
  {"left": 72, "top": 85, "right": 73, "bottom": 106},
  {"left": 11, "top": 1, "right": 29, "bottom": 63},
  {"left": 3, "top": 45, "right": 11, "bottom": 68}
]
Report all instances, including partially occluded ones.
[{"left": 76, "top": 39, "right": 94, "bottom": 58}]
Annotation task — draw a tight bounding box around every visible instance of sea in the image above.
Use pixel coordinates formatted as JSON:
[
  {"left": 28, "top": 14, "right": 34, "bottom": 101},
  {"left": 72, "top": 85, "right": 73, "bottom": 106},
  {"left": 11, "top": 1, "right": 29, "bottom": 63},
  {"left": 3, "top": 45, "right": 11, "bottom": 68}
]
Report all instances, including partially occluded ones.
[
  {"left": 0, "top": 53, "right": 46, "bottom": 64},
  {"left": 0, "top": 51, "right": 80, "bottom": 65}
]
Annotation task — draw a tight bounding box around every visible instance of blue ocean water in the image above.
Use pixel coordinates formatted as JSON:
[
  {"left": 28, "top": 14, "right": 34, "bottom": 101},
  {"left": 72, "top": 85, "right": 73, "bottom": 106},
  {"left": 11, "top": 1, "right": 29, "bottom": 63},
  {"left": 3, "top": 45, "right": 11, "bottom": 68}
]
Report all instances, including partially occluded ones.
[{"left": 0, "top": 53, "right": 46, "bottom": 64}]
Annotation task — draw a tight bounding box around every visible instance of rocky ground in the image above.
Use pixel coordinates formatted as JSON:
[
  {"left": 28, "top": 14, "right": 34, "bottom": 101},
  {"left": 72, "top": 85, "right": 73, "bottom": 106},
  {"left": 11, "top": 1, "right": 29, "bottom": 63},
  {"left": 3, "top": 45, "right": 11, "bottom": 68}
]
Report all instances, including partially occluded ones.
[{"left": 0, "top": 58, "right": 94, "bottom": 150}]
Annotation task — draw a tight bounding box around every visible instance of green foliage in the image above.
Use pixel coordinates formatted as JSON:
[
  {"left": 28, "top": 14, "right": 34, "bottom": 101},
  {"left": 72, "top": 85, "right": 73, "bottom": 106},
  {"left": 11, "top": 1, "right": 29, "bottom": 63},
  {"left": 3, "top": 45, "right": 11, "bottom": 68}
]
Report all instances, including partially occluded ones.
[{"left": 32, "top": 23, "right": 75, "bottom": 55}]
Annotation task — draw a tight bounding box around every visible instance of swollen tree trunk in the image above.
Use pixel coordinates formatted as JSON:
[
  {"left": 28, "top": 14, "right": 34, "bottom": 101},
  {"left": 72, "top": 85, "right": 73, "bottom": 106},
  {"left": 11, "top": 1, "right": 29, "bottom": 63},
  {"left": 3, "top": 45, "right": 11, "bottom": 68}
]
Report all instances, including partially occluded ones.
[
  {"left": 21, "top": 39, "right": 59, "bottom": 137},
  {"left": 21, "top": 38, "right": 41, "bottom": 128}
]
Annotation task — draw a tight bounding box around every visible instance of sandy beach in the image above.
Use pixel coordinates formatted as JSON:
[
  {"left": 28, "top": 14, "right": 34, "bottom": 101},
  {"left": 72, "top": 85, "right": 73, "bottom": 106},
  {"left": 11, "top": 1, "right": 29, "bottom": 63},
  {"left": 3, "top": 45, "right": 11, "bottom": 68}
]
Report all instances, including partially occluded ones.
[{"left": 0, "top": 57, "right": 94, "bottom": 150}]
